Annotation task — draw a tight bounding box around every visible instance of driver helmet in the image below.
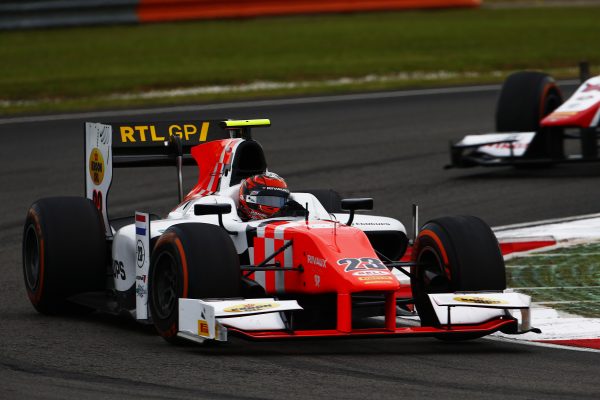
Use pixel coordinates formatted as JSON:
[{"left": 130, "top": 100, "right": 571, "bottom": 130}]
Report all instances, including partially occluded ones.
[{"left": 238, "top": 172, "right": 290, "bottom": 220}]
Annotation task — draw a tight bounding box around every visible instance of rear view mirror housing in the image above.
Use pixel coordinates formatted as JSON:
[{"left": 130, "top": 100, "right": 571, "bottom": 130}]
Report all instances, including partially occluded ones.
[{"left": 341, "top": 198, "right": 373, "bottom": 226}]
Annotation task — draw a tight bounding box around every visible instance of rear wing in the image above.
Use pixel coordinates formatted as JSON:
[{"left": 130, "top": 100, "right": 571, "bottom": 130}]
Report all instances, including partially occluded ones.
[{"left": 85, "top": 119, "right": 271, "bottom": 237}]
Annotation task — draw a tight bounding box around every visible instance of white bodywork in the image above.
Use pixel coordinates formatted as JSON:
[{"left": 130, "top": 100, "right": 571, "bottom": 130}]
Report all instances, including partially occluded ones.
[
  {"left": 429, "top": 292, "right": 532, "bottom": 331},
  {"left": 453, "top": 132, "right": 535, "bottom": 158},
  {"left": 111, "top": 191, "right": 407, "bottom": 297},
  {"left": 178, "top": 298, "right": 302, "bottom": 342},
  {"left": 548, "top": 76, "right": 600, "bottom": 126}
]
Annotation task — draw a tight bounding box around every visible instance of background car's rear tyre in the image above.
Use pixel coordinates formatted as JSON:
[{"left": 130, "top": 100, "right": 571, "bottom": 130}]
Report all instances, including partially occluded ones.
[
  {"left": 22, "top": 197, "right": 107, "bottom": 314},
  {"left": 301, "top": 189, "right": 342, "bottom": 213},
  {"left": 496, "top": 71, "right": 563, "bottom": 132},
  {"left": 149, "top": 223, "right": 241, "bottom": 343},
  {"left": 411, "top": 216, "right": 506, "bottom": 338}
]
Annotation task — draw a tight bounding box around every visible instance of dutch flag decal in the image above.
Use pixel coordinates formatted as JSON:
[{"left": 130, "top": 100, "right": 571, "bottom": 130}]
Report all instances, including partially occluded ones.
[{"left": 135, "top": 214, "right": 146, "bottom": 236}]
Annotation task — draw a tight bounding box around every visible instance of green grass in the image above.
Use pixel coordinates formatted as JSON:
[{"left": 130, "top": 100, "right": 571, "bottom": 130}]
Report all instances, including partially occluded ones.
[
  {"left": 506, "top": 243, "right": 600, "bottom": 318},
  {"left": 1, "top": 6, "right": 599, "bottom": 115}
]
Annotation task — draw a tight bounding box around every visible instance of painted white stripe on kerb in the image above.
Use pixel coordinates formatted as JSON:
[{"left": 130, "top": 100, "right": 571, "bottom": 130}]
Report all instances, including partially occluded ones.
[
  {"left": 512, "top": 285, "right": 600, "bottom": 290},
  {"left": 535, "top": 300, "right": 600, "bottom": 305}
]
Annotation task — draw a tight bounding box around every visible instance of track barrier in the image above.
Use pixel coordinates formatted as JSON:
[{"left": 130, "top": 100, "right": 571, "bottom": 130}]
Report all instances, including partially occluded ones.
[{"left": 1, "top": 0, "right": 481, "bottom": 30}]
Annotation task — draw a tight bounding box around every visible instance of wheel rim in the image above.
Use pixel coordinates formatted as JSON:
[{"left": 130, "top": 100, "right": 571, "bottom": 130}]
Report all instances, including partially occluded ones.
[
  {"left": 152, "top": 252, "right": 178, "bottom": 320},
  {"left": 417, "top": 246, "right": 450, "bottom": 294},
  {"left": 24, "top": 225, "right": 40, "bottom": 291}
]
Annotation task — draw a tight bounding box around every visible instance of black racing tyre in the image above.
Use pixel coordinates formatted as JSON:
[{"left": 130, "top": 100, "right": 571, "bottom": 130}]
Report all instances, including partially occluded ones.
[
  {"left": 301, "top": 189, "right": 342, "bottom": 213},
  {"left": 149, "top": 223, "right": 241, "bottom": 343},
  {"left": 411, "top": 216, "right": 506, "bottom": 333},
  {"left": 22, "top": 197, "right": 107, "bottom": 314},
  {"left": 496, "top": 71, "right": 563, "bottom": 132}
]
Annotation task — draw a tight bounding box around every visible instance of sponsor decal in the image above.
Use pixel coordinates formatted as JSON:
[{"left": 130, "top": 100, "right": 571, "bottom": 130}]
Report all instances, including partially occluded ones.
[
  {"left": 354, "top": 222, "right": 391, "bottom": 226},
  {"left": 118, "top": 122, "right": 210, "bottom": 143},
  {"left": 352, "top": 270, "right": 390, "bottom": 276},
  {"left": 135, "top": 214, "right": 147, "bottom": 236},
  {"left": 136, "top": 240, "right": 145, "bottom": 268},
  {"left": 549, "top": 111, "right": 578, "bottom": 117},
  {"left": 223, "top": 302, "right": 280, "bottom": 313},
  {"left": 98, "top": 125, "right": 110, "bottom": 145},
  {"left": 135, "top": 285, "right": 147, "bottom": 297},
  {"left": 358, "top": 276, "right": 393, "bottom": 281},
  {"left": 136, "top": 275, "right": 147, "bottom": 283},
  {"left": 337, "top": 257, "right": 387, "bottom": 272},
  {"left": 198, "top": 320, "right": 210, "bottom": 337},
  {"left": 582, "top": 83, "right": 600, "bottom": 93},
  {"left": 112, "top": 260, "right": 126, "bottom": 280},
  {"left": 483, "top": 142, "right": 528, "bottom": 150},
  {"left": 89, "top": 148, "right": 105, "bottom": 185},
  {"left": 307, "top": 254, "right": 326, "bottom": 268},
  {"left": 453, "top": 295, "right": 508, "bottom": 305},
  {"left": 314, "top": 274, "right": 321, "bottom": 288}
]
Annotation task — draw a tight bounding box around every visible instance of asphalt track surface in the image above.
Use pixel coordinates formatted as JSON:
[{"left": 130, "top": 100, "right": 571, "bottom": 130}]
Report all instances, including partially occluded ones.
[{"left": 1, "top": 85, "right": 599, "bottom": 399}]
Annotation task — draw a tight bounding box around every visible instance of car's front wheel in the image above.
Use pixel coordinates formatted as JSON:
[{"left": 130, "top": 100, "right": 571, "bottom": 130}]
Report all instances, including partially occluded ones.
[
  {"left": 411, "top": 216, "right": 506, "bottom": 339},
  {"left": 149, "top": 223, "right": 241, "bottom": 343}
]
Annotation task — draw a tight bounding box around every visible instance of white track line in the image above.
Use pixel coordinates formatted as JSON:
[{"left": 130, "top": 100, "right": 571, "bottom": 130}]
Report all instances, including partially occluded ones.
[
  {"left": 494, "top": 211, "right": 600, "bottom": 232},
  {"left": 513, "top": 285, "right": 600, "bottom": 290},
  {"left": 0, "top": 84, "right": 502, "bottom": 125},
  {"left": 0, "top": 79, "right": 580, "bottom": 126},
  {"left": 535, "top": 300, "right": 600, "bottom": 305}
]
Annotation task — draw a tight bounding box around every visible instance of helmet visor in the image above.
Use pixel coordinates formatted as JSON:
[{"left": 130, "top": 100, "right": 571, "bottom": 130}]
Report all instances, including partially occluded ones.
[{"left": 246, "top": 194, "right": 288, "bottom": 208}]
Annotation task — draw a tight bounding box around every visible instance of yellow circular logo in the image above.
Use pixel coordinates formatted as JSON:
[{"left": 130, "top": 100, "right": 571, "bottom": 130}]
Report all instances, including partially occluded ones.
[
  {"left": 89, "top": 148, "right": 105, "bottom": 185},
  {"left": 223, "top": 303, "right": 279, "bottom": 313},
  {"left": 453, "top": 296, "right": 508, "bottom": 305}
]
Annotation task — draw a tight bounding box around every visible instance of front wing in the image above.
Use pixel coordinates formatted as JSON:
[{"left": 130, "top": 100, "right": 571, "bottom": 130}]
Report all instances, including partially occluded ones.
[{"left": 177, "top": 293, "right": 535, "bottom": 343}]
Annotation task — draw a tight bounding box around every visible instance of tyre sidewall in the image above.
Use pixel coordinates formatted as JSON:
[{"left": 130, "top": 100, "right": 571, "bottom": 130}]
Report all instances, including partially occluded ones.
[
  {"left": 411, "top": 216, "right": 506, "bottom": 326},
  {"left": 148, "top": 223, "right": 241, "bottom": 342},
  {"left": 22, "top": 197, "right": 106, "bottom": 314},
  {"left": 496, "top": 71, "right": 562, "bottom": 132},
  {"left": 148, "top": 232, "right": 187, "bottom": 339}
]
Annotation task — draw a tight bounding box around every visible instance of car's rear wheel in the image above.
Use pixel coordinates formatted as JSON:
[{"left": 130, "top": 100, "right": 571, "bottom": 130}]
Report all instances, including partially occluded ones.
[
  {"left": 22, "top": 197, "right": 107, "bottom": 314},
  {"left": 496, "top": 71, "right": 563, "bottom": 132},
  {"left": 149, "top": 223, "right": 241, "bottom": 343},
  {"left": 411, "top": 216, "right": 506, "bottom": 339}
]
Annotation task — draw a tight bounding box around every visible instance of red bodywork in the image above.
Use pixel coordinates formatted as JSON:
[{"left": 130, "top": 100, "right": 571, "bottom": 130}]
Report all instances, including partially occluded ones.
[
  {"left": 541, "top": 79, "right": 600, "bottom": 128},
  {"left": 183, "top": 138, "right": 519, "bottom": 339},
  {"left": 184, "top": 138, "right": 240, "bottom": 201},
  {"left": 541, "top": 104, "right": 600, "bottom": 128}
]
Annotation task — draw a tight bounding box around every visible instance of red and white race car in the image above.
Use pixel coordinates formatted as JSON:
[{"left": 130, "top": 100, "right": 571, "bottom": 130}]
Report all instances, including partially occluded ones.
[
  {"left": 448, "top": 71, "right": 600, "bottom": 168},
  {"left": 23, "top": 119, "right": 536, "bottom": 344}
]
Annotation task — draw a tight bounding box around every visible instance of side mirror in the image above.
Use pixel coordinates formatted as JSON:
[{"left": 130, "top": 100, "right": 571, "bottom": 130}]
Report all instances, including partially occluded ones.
[
  {"left": 194, "top": 203, "right": 232, "bottom": 216},
  {"left": 341, "top": 198, "right": 373, "bottom": 226},
  {"left": 194, "top": 203, "right": 236, "bottom": 235}
]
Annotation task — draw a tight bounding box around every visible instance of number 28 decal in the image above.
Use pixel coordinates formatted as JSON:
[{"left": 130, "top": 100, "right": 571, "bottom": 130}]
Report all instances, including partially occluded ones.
[{"left": 337, "top": 258, "right": 387, "bottom": 272}]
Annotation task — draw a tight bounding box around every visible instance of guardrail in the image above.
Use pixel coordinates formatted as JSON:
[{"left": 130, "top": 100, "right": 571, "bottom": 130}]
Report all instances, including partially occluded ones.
[
  {"left": 0, "top": 0, "right": 481, "bottom": 30},
  {"left": 138, "top": 0, "right": 482, "bottom": 22}
]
